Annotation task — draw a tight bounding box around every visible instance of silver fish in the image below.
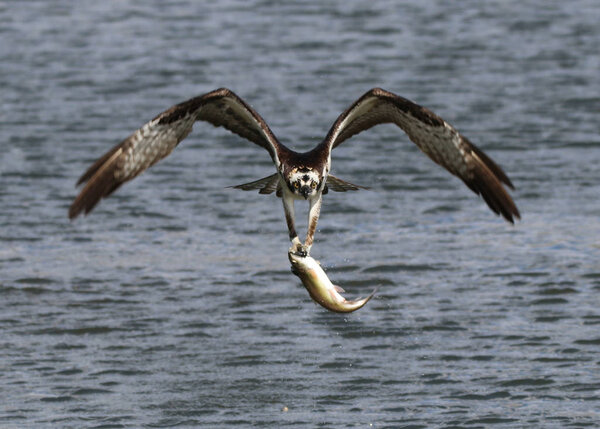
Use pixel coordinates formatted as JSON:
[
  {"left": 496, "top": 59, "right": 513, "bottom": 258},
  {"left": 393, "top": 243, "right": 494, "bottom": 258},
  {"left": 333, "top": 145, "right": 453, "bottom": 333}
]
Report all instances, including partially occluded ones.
[{"left": 288, "top": 250, "right": 377, "bottom": 313}]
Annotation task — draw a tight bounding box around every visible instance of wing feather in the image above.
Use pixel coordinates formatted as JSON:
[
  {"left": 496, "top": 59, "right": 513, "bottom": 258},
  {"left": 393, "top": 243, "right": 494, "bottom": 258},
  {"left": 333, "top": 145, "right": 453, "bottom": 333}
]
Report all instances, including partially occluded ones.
[
  {"left": 69, "top": 88, "right": 281, "bottom": 219},
  {"left": 320, "top": 88, "right": 520, "bottom": 223}
]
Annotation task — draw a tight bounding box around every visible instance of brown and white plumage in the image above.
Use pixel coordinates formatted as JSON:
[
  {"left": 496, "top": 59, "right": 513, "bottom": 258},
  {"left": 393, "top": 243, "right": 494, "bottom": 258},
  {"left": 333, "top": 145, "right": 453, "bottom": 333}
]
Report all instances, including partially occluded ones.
[
  {"left": 69, "top": 88, "right": 282, "bottom": 218},
  {"left": 70, "top": 87, "right": 519, "bottom": 254},
  {"left": 317, "top": 88, "right": 519, "bottom": 223}
]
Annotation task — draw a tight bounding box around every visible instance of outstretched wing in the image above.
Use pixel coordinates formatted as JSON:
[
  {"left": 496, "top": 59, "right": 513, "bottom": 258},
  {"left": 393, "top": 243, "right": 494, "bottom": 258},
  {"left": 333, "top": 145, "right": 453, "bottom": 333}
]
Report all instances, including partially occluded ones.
[
  {"left": 320, "top": 88, "right": 520, "bottom": 223},
  {"left": 69, "top": 88, "right": 282, "bottom": 219}
]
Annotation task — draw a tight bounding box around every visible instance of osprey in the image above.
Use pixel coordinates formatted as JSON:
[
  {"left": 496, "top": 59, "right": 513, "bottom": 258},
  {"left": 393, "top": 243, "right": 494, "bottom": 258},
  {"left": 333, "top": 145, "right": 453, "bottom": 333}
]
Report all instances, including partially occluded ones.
[{"left": 69, "top": 88, "right": 520, "bottom": 255}]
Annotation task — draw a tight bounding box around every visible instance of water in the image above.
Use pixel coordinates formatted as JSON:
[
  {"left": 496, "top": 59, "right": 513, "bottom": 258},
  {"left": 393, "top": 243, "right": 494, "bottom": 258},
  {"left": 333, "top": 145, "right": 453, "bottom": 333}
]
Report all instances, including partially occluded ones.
[{"left": 1, "top": 1, "right": 600, "bottom": 427}]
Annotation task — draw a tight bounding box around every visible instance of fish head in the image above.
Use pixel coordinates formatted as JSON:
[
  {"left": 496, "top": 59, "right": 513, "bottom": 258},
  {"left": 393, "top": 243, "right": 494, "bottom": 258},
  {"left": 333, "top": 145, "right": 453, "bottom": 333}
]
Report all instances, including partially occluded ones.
[
  {"left": 288, "top": 249, "right": 322, "bottom": 275},
  {"left": 288, "top": 249, "right": 308, "bottom": 276}
]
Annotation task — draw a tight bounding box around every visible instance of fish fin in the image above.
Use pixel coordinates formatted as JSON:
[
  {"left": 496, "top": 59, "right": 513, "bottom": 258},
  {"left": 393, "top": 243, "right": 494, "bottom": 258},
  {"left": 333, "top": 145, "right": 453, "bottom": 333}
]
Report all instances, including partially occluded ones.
[
  {"left": 367, "top": 286, "right": 379, "bottom": 299},
  {"left": 228, "top": 173, "right": 279, "bottom": 194},
  {"left": 333, "top": 284, "right": 345, "bottom": 293},
  {"left": 352, "top": 287, "right": 379, "bottom": 302},
  {"left": 329, "top": 289, "right": 346, "bottom": 303},
  {"left": 326, "top": 175, "right": 369, "bottom": 192}
]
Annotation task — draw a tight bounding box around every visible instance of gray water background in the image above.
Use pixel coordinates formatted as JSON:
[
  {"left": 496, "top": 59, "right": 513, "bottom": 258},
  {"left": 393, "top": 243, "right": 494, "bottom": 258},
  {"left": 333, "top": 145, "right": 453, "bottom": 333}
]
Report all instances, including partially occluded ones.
[{"left": 1, "top": 1, "right": 600, "bottom": 427}]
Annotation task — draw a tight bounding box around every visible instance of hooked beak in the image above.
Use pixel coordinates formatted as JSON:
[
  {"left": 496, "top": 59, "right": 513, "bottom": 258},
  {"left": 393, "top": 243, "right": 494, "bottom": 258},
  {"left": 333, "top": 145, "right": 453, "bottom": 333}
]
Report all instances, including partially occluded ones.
[{"left": 300, "top": 185, "right": 310, "bottom": 199}]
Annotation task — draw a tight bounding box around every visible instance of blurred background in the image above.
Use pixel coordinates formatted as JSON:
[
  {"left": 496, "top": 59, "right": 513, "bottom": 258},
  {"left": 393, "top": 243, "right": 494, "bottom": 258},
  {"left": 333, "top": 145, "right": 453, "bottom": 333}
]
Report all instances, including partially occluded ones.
[{"left": 1, "top": 1, "right": 599, "bottom": 427}]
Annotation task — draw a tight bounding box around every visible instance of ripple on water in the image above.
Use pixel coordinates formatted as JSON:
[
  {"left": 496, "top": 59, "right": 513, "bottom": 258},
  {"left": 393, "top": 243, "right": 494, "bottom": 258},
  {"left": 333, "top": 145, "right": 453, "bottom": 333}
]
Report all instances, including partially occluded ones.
[{"left": 2, "top": 1, "right": 600, "bottom": 428}]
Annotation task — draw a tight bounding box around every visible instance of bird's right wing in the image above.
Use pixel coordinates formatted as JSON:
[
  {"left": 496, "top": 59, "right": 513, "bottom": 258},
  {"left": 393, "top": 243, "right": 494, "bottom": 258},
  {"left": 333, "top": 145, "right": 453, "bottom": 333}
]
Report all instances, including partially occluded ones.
[{"left": 69, "top": 88, "right": 282, "bottom": 219}]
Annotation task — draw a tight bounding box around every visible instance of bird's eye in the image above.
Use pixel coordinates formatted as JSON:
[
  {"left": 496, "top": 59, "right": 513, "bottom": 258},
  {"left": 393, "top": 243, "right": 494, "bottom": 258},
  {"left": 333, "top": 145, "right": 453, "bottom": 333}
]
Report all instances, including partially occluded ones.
[
  {"left": 294, "top": 182, "right": 299, "bottom": 189},
  {"left": 311, "top": 182, "right": 317, "bottom": 189}
]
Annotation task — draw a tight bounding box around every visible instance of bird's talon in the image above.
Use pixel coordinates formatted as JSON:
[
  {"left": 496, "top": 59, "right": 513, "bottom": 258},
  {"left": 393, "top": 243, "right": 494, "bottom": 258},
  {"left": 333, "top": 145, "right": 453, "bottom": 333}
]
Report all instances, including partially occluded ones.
[{"left": 289, "top": 242, "right": 309, "bottom": 257}]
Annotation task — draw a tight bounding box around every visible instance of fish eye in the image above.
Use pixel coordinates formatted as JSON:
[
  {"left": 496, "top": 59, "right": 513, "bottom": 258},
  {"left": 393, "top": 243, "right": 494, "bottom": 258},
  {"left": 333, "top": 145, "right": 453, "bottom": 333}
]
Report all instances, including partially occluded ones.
[{"left": 311, "top": 182, "right": 317, "bottom": 189}]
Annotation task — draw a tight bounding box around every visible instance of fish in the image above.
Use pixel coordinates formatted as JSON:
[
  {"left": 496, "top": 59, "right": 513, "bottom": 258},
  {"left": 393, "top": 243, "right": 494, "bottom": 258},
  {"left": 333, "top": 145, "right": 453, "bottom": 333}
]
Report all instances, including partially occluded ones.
[{"left": 288, "top": 250, "right": 377, "bottom": 313}]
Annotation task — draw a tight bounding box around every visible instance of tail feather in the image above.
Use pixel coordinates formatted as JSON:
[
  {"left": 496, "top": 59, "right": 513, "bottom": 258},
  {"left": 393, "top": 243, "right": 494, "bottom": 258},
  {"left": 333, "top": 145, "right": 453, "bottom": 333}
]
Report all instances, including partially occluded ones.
[
  {"left": 326, "top": 175, "right": 369, "bottom": 193},
  {"left": 229, "top": 173, "right": 280, "bottom": 194}
]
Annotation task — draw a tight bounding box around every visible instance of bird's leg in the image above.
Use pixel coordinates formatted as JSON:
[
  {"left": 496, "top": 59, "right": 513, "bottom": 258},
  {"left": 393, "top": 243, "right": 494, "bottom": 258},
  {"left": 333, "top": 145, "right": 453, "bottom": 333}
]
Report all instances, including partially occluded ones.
[
  {"left": 304, "top": 194, "right": 322, "bottom": 255},
  {"left": 283, "top": 195, "right": 305, "bottom": 256}
]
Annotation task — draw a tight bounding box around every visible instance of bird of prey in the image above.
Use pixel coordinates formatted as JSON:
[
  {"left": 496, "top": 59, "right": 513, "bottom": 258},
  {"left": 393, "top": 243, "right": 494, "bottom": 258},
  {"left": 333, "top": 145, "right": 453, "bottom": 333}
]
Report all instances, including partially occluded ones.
[{"left": 69, "top": 87, "right": 520, "bottom": 255}]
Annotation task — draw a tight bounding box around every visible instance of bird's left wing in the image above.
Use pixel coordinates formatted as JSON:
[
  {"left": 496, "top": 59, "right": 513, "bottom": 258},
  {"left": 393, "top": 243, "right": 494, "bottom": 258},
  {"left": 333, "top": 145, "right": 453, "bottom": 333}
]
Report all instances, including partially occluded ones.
[
  {"left": 69, "top": 88, "right": 282, "bottom": 219},
  {"left": 319, "top": 88, "right": 520, "bottom": 223}
]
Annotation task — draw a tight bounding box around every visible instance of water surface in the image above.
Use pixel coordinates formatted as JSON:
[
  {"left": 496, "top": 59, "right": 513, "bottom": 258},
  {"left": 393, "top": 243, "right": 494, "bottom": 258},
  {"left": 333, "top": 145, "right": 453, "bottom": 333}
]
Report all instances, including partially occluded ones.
[{"left": 1, "top": 1, "right": 600, "bottom": 427}]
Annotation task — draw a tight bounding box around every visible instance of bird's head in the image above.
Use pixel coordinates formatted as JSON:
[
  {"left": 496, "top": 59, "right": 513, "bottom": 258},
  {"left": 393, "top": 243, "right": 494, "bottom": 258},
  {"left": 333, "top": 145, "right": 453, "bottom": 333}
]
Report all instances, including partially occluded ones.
[{"left": 287, "top": 167, "right": 321, "bottom": 200}]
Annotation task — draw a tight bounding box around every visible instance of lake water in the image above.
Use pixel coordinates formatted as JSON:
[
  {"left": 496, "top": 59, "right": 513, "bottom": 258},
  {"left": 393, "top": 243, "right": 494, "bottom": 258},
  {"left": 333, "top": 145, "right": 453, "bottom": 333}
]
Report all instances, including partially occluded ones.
[{"left": 1, "top": 1, "right": 600, "bottom": 427}]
